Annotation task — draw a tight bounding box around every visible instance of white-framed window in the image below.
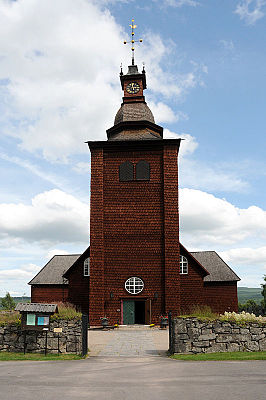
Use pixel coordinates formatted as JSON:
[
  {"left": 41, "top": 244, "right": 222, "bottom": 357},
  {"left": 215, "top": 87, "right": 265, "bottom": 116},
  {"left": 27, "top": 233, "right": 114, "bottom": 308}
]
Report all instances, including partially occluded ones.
[
  {"left": 125, "top": 277, "right": 144, "bottom": 295},
  {"left": 180, "top": 255, "right": 188, "bottom": 274},
  {"left": 84, "top": 258, "right": 90, "bottom": 276}
]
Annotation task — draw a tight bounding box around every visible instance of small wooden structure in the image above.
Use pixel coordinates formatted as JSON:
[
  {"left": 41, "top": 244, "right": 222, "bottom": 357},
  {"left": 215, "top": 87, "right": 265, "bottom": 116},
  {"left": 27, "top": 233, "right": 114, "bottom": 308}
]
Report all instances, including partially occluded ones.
[{"left": 15, "top": 303, "right": 58, "bottom": 331}]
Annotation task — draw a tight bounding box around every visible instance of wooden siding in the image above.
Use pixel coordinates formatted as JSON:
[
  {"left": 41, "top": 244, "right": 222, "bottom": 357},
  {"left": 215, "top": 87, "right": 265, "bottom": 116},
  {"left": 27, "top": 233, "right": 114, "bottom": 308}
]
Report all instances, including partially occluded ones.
[
  {"left": 31, "top": 285, "right": 69, "bottom": 303},
  {"left": 180, "top": 253, "right": 206, "bottom": 314},
  {"left": 67, "top": 259, "right": 90, "bottom": 314},
  {"left": 204, "top": 281, "right": 238, "bottom": 313}
]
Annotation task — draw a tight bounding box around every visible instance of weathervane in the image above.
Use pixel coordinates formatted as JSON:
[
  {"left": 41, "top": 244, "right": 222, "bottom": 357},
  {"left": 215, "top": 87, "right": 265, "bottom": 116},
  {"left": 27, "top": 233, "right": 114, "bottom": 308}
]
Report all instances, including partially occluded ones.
[{"left": 124, "top": 19, "right": 143, "bottom": 66}]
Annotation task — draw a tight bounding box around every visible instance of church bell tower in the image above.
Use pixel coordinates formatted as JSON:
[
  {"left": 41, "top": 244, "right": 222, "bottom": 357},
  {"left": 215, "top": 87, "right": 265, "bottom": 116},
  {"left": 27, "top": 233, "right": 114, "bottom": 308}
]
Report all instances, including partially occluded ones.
[{"left": 87, "top": 21, "right": 181, "bottom": 326}]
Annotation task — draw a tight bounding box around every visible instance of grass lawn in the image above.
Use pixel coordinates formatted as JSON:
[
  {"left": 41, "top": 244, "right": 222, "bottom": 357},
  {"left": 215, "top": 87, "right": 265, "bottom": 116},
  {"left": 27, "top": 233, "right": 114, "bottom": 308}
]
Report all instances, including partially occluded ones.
[
  {"left": 0, "top": 352, "right": 84, "bottom": 361},
  {"left": 171, "top": 351, "right": 266, "bottom": 361}
]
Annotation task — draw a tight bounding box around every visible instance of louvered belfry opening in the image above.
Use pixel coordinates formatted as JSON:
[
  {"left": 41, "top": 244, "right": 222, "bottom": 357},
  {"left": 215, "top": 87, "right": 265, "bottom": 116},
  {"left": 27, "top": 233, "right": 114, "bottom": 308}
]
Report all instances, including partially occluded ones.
[
  {"left": 136, "top": 160, "right": 150, "bottom": 181},
  {"left": 119, "top": 160, "right": 150, "bottom": 182},
  {"left": 119, "top": 161, "right": 134, "bottom": 181}
]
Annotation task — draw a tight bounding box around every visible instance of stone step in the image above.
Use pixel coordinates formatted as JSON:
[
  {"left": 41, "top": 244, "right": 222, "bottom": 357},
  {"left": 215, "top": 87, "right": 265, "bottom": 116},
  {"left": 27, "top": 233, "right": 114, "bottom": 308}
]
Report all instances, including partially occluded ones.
[{"left": 118, "top": 324, "right": 165, "bottom": 330}]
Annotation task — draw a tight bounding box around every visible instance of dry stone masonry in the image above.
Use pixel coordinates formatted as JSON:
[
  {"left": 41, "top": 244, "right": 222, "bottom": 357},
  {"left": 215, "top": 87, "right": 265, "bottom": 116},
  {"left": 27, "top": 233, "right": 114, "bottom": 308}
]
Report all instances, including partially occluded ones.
[
  {"left": 0, "top": 319, "right": 82, "bottom": 354},
  {"left": 170, "top": 317, "right": 266, "bottom": 354}
]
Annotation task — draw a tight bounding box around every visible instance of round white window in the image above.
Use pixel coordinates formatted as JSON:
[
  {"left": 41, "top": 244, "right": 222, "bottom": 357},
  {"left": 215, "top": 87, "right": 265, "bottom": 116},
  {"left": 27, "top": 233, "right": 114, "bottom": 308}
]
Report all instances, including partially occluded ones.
[{"left": 125, "top": 277, "right": 144, "bottom": 295}]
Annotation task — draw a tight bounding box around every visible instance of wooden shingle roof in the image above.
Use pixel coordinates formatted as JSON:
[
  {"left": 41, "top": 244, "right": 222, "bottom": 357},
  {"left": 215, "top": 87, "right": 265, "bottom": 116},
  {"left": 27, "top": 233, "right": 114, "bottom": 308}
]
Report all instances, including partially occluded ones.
[
  {"left": 114, "top": 102, "right": 155, "bottom": 125},
  {"left": 15, "top": 303, "right": 58, "bottom": 313},
  {"left": 28, "top": 254, "right": 81, "bottom": 285},
  {"left": 191, "top": 251, "right": 240, "bottom": 282},
  {"left": 28, "top": 248, "right": 240, "bottom": 286}
]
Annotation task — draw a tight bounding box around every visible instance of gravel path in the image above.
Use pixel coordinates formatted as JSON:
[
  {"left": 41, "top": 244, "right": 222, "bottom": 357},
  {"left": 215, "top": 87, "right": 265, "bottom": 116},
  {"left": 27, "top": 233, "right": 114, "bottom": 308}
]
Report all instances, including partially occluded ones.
[{"left": 89, "top": 326, "right": 168, "bottom": 357}]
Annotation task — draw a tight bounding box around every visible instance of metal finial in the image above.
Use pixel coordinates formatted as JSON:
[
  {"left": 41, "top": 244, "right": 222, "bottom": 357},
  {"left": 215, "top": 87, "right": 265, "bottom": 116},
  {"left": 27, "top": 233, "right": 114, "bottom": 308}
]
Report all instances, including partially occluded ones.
[{"left": 123, "top": 18, "right": 143, "bottom": 65}]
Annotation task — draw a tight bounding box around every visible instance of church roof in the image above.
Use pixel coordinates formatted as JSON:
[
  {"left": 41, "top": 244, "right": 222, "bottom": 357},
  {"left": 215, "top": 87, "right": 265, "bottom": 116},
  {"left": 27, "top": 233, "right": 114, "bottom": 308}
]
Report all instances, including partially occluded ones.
[
  {"left": 28, "top": 254, "right": 81, "bottom": 285},
  {"left": 191, "top": 251, "right": 240, "bottom": 282},
  {"left": 114, "top": 102, "right": 155, "bottom": 125},
  {"left": 109, "top": 129, "right": 161, "bottom": 141},
  {"left": 29, "top": 248, "right": 240, "bottom": 286}
]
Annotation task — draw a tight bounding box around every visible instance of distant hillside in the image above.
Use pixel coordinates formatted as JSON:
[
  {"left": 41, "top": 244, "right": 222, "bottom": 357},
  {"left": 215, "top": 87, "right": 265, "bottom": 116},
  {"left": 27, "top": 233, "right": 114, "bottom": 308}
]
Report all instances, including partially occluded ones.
[
  {"left": 0, "top": 296, "right": 30, "bottom": 309},
  {"left": 238, "top": 287, "right": 263, "bottom": 304},
  {"left": 13, "top": 297, "right": 31, "bottom": 303}
]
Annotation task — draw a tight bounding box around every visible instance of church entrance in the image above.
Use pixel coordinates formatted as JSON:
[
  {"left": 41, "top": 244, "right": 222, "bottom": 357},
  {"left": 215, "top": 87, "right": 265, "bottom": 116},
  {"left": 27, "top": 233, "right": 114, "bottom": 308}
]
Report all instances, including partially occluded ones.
[{"left": 122, "top": 300, "right": 150, "bottom": 325}]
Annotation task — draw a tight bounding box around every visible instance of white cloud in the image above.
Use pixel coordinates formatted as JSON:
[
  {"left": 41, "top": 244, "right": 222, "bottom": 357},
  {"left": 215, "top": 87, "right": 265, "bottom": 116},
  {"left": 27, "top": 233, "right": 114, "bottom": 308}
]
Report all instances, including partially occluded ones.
[
  {"left": 164, "top": 130, "right": 198, "bottom": 158},
  {"left": 0, "top": 152, "right": 70, "bottom": 189},
  {"left": 220, "top": 247, "right": 266, "bottom": 267},
  {"left": 0, "top": 0, "right": 125, "bottom": 161},
  {"left": 180, "top": 159, "right": 248, "bottom": 192},
  {"left": 46, "top": 249, "right": 70, "bottom": 260},
  {"left": 148, "top": 102, "right": 189, "bottom": 125},
  {"left": 149, "top": 102, "right": 178, "bottom": 123},
  {"left": 0, "top": 189, "right": 89, "bottom": 245},
  {"left": 220, "top": 39, "right": 235, "bottom": 51},
  {"left": 235, "top": 0, "right": 266, "bottom": 25},
  {"left": 9, "top": 291, "right": 25, "bottom": 296},
  {"left": 180, "top": 188, "right": 266, "bottom": 246},
  {"left": 161, "top": 130, "right": 247, "bottom": 192},
  {"left": 238, "top": 275, "right": 263, "bottom": 288},
  {"left": 158, "top": 0, "right": 199, "bottom": 7},
  {"left": 0, "top": 264, "right": 40, "bottom": 280},
  {"left": 0, "top": 263, "right": 40, "bottom": 296},
  {"left": 72, "top": 161, "right": 90, "bottom": 174},
  {"left": 0, "top": 0, "right": 205, "bottom": 163}
]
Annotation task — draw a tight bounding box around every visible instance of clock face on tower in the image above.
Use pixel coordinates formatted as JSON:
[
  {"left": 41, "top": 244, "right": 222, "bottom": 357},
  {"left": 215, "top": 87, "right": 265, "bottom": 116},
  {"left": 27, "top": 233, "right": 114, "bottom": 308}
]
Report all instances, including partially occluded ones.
[{"left": 126, "top": 82, "right": 140, "bottom": 94}]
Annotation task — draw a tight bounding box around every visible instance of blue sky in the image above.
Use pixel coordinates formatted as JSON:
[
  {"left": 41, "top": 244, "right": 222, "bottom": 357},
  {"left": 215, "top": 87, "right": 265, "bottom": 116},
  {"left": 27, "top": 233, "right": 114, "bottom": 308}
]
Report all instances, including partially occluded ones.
[{"left": 0, "top": 0, "right": 266, "bottom": 296}]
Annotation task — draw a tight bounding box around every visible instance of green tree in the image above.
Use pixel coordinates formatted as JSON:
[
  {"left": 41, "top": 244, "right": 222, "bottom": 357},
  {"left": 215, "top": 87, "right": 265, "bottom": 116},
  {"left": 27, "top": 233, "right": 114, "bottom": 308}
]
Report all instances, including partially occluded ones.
[
  {"left": 1, "top": 292, "right": 16, "bottom": 310},
  {"left": 238, "top": 299, "right": 264, "bottom": 316}
]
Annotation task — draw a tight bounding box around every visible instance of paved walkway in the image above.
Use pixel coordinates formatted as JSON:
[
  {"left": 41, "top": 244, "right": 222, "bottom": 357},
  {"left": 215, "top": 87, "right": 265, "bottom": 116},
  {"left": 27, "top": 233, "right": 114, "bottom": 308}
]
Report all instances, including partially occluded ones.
[
  {"left": 1, "top": 357, "right": 265, "bottom": 400},
  {"left": 88, "top": 326, "right": 169, "bottom": 357}
]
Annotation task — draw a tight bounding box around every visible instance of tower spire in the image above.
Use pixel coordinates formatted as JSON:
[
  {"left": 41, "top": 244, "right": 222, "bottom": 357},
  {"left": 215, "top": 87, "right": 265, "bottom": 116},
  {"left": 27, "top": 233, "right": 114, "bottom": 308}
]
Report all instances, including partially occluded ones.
[{"left": 123, "top": 19, "right": 143, "bottom": 65}]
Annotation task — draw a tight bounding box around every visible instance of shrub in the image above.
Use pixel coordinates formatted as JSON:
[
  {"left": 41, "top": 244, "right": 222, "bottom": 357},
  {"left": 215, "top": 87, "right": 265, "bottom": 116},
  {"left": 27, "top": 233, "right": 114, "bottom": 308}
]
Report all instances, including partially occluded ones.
[
  {"left": 220, "top": 311, "right": 266, "bottom": 324},
  {"left": 0, "top": 311, "right": 21, "bottom": 326},
  {"left": 51, "top": 302, "right": 82, "bottom": 321},
  {"left": 179, "top": 305, "right": 218, "bottom": 321}
]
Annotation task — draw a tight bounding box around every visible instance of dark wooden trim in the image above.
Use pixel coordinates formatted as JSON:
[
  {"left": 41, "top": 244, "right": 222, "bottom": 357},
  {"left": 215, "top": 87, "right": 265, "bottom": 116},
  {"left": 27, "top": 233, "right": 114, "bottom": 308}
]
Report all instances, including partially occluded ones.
[
  {"left": 63, "top": 246, "right": 90, "bottom": 278},
  {"left": 180, "top": 243, "right": 210, "bottom": 277},
  {"left": 122, "top": 96, "right": 145, "bottom": 103},
  {"left": 87, "top": 138, "right": 182, "bottom": 151},
  {"left": 106, "top": 120, "right": 164, "bottom": 139}
]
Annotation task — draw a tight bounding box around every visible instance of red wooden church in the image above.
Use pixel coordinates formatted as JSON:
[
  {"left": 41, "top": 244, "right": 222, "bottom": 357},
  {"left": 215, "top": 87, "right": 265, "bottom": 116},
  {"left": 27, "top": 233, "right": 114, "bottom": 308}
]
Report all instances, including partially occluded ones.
[{"left": 29, "top": 58, "right": 240, "bottom": 325}]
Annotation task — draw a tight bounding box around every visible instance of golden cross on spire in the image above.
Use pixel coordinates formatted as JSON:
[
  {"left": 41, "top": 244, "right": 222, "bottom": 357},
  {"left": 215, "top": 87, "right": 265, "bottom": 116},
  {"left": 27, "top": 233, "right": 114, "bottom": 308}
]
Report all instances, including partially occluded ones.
[{"left": 124, "top": 19, "right": 143, "bottom": 66}]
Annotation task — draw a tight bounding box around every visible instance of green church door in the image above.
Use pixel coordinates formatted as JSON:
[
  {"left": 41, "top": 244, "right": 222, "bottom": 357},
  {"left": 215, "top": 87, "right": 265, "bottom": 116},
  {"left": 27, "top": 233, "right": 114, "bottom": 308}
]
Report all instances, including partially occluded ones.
[{"left": 123, "top": 300, "right": 135, "bottom": 325}]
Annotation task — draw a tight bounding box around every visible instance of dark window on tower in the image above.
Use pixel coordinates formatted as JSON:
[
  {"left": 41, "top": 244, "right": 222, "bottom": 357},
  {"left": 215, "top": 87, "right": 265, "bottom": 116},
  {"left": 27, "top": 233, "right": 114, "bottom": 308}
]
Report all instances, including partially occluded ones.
[
  {"left": 119, "top": 161, "right": 134, "bottom": 181},
  {"left": 136, "top": 160, "right": 150, "bottom": 181}
]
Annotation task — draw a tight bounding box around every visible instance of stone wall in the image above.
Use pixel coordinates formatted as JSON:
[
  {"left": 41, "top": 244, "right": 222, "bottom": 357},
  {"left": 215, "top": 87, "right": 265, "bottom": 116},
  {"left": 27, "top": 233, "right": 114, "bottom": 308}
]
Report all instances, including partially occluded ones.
[
  {"left": 170, "top": 317, "right": 266, "bottom": 354},
  {"left": 0, "top": 319, "right": 82, "bottom": 354}
]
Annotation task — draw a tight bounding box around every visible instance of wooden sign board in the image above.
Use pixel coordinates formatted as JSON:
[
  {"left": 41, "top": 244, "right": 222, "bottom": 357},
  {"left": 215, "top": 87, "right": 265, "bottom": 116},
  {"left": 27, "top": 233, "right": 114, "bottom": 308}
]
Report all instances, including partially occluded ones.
[
  {"left": 53, "top": 327, "right": 63, "bottom": 333},
  {"left": 21, "top": 313, "right": 51, "bottom": 331}
]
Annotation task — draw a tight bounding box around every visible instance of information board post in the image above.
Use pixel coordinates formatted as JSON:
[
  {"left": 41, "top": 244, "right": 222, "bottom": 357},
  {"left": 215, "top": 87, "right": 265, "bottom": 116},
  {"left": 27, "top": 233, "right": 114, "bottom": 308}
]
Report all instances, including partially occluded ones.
[
  {"left": 23, "top": 331, "right": 26, "bottom": 354},
  {"left": 44, "top": 330, "right": 48, "bottom": 356},
  {"left": 82, "top": 313, "right": 88, "bottom": 357}
]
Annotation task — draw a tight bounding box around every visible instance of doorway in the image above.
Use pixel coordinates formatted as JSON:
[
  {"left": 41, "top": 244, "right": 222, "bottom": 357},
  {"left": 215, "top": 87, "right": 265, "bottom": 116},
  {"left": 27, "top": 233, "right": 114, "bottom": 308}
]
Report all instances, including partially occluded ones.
[{"left": 123, "top": 300, "right": 147, "bottom": 325}]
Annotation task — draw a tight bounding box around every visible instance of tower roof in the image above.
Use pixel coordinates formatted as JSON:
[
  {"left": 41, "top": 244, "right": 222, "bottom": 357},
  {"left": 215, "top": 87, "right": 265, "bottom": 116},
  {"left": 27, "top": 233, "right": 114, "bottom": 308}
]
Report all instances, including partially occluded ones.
[
  {"left": 107, "top": 63, "right": 162, "bottom": 141},
  {"left": 107, "top": 19, "right": 162, "bottom": 141},
  {"left": 114, "top": 102, "right": 155, "bottom": 125}
]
